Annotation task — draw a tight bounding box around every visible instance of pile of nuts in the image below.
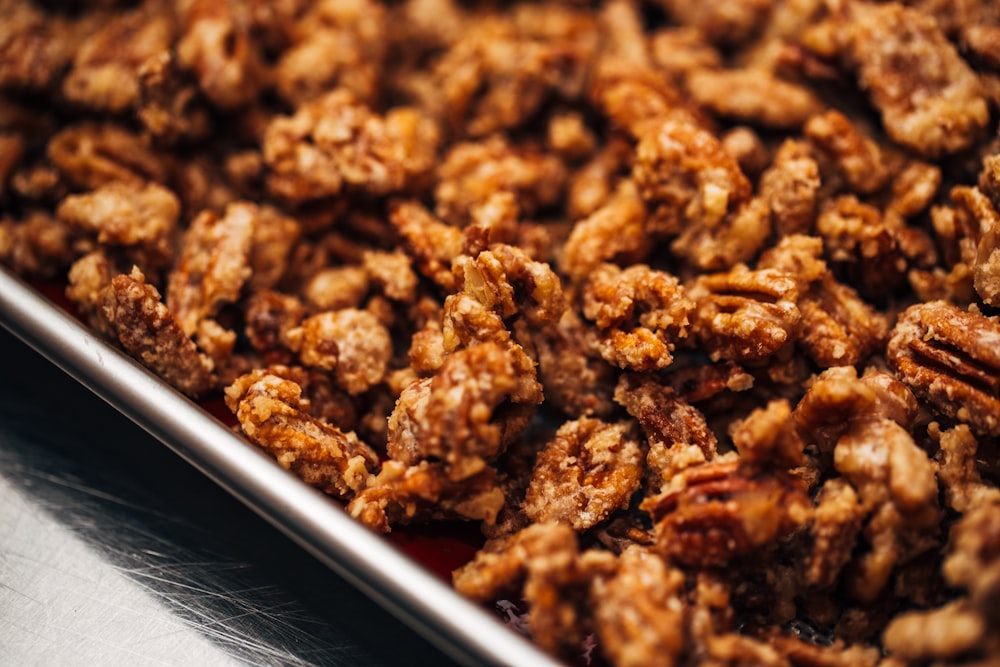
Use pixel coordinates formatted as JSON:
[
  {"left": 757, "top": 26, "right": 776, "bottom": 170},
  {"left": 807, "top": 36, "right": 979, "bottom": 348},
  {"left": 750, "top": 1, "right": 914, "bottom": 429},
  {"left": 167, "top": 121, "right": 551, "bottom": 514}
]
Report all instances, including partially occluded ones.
[{"left": 2, "top": 0, "right": 1000, "bottom": 664}]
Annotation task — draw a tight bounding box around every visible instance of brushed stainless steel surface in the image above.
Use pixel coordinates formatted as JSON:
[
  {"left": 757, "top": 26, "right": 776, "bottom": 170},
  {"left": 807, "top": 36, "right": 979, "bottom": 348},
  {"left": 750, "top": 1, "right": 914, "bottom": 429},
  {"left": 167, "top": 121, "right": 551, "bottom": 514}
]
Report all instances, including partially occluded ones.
[{"left": 0, "top": 267, "right": 558, "bottom": 667}]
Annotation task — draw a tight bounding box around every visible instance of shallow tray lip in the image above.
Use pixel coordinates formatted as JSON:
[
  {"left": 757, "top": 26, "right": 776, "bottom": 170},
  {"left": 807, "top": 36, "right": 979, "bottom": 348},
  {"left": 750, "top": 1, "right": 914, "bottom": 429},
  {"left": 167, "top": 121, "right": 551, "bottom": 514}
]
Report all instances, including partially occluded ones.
[{"left": 0, "top": 265, "right": 560, "bottom": 667}]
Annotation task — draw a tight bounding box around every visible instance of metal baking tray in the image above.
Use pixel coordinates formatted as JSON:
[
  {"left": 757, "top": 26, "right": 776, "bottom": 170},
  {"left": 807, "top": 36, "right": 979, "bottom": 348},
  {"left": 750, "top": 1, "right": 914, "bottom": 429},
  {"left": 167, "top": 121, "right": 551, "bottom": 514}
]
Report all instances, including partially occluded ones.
[{"left": 0, "top": 264, "right": 559, "bottom": 667}]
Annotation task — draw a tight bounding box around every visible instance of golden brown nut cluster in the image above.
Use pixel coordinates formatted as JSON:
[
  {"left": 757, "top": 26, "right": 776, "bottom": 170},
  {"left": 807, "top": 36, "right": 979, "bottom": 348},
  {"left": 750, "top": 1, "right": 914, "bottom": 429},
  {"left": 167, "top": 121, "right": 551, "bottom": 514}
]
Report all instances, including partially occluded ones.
[{"left": 4, "top": 0, "right": 1000, "bottom": 665}]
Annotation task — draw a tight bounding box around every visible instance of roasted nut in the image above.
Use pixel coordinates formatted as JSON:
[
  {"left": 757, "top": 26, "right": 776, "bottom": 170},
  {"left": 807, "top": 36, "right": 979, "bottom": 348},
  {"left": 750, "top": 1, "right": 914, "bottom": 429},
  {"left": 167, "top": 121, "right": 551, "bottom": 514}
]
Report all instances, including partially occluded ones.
[
  {"left": 582, "top": 263, "right": 695, "bottom": 371},
  {"left": 688, "top": 265, "right": 801, "bottom": 363},
  {"left": 641, "top": 460, "right": 811, "bottom": 568},
  {"left": 887, "top": 300, "right": 1000, "bottom": 436},
  {"left": 523, "top": 417, "right": 643, "bottom": 531},
  {"left": 224, "top": 370, "right": 378, "bottom": 498},
  {"left": 100, "top": 267, "right": 215, "bottom": 397}
]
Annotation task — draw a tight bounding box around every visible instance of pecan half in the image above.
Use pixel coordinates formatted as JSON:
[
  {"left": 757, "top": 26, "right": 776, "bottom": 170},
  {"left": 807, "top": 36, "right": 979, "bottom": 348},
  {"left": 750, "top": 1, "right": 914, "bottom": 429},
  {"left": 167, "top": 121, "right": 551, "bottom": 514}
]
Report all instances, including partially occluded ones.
[{"left": 887, "top": 300, "right": 1000, "bottom": 436}]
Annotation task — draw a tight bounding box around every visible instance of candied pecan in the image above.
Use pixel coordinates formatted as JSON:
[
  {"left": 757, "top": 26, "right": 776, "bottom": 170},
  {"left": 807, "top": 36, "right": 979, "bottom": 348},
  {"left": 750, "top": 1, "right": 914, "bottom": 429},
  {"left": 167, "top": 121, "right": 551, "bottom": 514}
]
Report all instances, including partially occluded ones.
[
  {"left": 934, "top": 423, "right": 1000, "bottom": 514},
  {"left": 590, "top": 546, "right": 686, "bottom": 667},
  {"left": 0, "top": 1, "right": 76, "bottom": 92},
  {"left": 834, "top": 417, "right": 941, "bottom": 602},
  {"left": 815, "top": 195, "right": 906, "bottom": 302},
  {"left": 562, "top": 179, "right": 648, "bottom": 280},
  {"left": 289, "top": 308, "right": 392, "bottom": 395},
  {"left": 454, "top": 244, "right": 566, "bottom": 327},
  {"left": 363, "top": 249, "right": 417, "bottom": 304},
  {"left": 826, "top": 1, "right": 989, "bottom": 157},
  {"left": 546, "top": 111, "right": 596, "bottom": 162},
  {"left": 649, "top": 27, "right": 723, "bottom": 83},
  {"left": 388, "top": 200, "right": 462, "bottom": 292},
  {"left": 888, "top": 160, "right": 941, "bottom": 219},
  {"left": 582, "top": 263, "right": 695, "bottom": 371},
  {"left": 428, "top": 11, "right": 595, "bottom": 138},
  {"left": 263, "top": 88, "right": 440, "bottom": 205},
  {"left": 887, "top": 300, "right": 1000, "bottom": 436},
  {"left": 720, "top": 126, "right": 770, "bottom": 180},
  {"left": 61, "top": 2, "right": 174, "bottom": 113},
  {"left": 803, "top": 110, "right": 888, "bottom": 196},
  {"left": 687, "top": 265, "right": 801, "bottom": 363},
  {"left": 175, "top": 0, "right": 264, "bottom": 111},
  {"left": 964, "top": 186, "right": 1000, "bottom": 308},
  {"left": 453, "top": 522, "right": 579, "bottom": 602},
  {"left": 225, "top": 371, "right": 377, "bottom": 498},
  {"left": 247, "top": 205, "right": 300, "bottom": 292},
  {"left": 756, "top": 630, "right": 880, "bottom": 667},
  {"left": 434, "top": 136, "right": 567, "bottom": 227},
  {"left": 273, "top": 0, "right": 387, "bottom": 107},
  {"left": 614, "top": 373, "right": 719, "bottom": 491},
  {"left": 135, "top": 51, "right": 212, "bottom": 146},
  {"left": 529, "top": 311, "right": 618, "bottom": 419},
  {"left": 633, "top": 116, "right": 752, "bottom": 240},
  {"left": 386, "top": 342, "right": 540, "bottom": 481},
  {"left": 758, "top": 139, "right": 821, "bottom": 237},
  {"left": 642, "top": 460, "right": 811, "bottom": 568},
  {"left": 100, "top": 267, "right": 215, "bottom": 397},
  {"left": 730, "top": 399, "right": 804, "bottom": 469},
  {"left": 0, "top": 132, "right": 23, "bottom": 197},
  {"left": 806, "top": 478, "right": 865, "bottom": 589},
  {"left": 686, "top": 67, "right": 823, "bottom": 130},
  {"left": 0, "top": 210, "right": 82, "bottom": 279},
  {"left": 797, "top": 275, "right": 889, "bottom": 369},
  {"left": 47, "top": 123, "right": 171, "bottom": 191},
  {"left": 243, "top": 289, "right": 305, "bottom": 365},
  {"left": 56, "top": 181, "right": 179, "bottom": 268},
  {"left": 942, "top": 502, "right": 1000, "bottom": 609},
  {"left": 65, "top": 250, "right": 115, "bottom": 335},
  {"left": 793, "top": 366, "right": 918, "bottom": 454},
  {"left": 523, "top": 417, "right": 643, "bottom": 531},
  {"left": 301, "top": 266, "right": 368, "bottom": 312},
  {"left": 166, "top": 201, "right": 255, "bottom": 337},
  {"left": 439, "top": 293, "right": 540, "bottom": 404},
  {"left": 347, "top": 460, "right": 504, "bottom": 533}
]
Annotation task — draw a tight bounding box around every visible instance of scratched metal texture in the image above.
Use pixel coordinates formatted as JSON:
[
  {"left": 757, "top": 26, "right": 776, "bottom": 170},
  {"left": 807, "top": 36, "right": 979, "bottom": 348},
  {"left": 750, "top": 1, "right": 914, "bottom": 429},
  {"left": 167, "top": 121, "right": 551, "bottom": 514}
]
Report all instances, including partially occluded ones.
[{"left": 0, "top": 325, "right": 461, "bottom": 667}]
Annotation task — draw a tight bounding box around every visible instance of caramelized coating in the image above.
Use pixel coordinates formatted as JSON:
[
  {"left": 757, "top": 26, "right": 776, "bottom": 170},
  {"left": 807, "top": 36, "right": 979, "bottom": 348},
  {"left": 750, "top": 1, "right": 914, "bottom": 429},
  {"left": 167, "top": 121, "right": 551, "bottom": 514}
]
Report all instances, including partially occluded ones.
[
  {"left": 614, "top": 373, "right": 719, "bottom": 491},
  {"left": 100, "top": 267, "right": 215, "bottom": 397},
  {"left": 62, "top": 2, "right": 174, "bottom": 113},
  {"left": 582, "top": 263, "right": 695, "bottom": 371},
  {"left": 686, "top": 68, "right": 823, "bottom": 130},
  {"left": 290, "top": 308, "right": 392, "bottom": 395},
  {"left": 224, "top": 370, "right": 378, "bottom": 497},
  {"left": 642, "top": 459, "right": 811, "bottom": 568},
  {"left": 434, "top": 135, "right": 567, "bottom": 226},
  {"left": 56, "top": 181, "right": 179, "bottom": 269},
  {"left": 887, "top": 300, "right": 1000, "bottom": 436},
  {"left": 175, "top": 0, "right": 263, "bottom": 111},
  {"left": 826, "top": 1, "right": 990, "bottom": 157},
  {"left": 273, "top": 0, "right": 387, "bottom": 107},
  {"left": 562, "top": 179, "right": 648, "bottom": 279},
  {"left": 166, "top": 201, "right": 255, "bottom": 337},
  {"left": 387, "top": 342, "right": 540, "bottom": 481},
  {"left": 633, "top": 116, "right": 752, "bottom": 242},
  {"left": 758, "top": 139, "right": 821, "bottom": 237},
  {"left": 590, "top": 546, "right": 686, "bottom": 667},
  {"left": 523, "top": 417, "right": 643, "bottom": 531},
  {"left": 347, "top": 460, "right": 504, "bottom": 532},
  {"left": 263, "top": 88, "right": 439, "bottom": 204},
  {"left": 0, "top": 1, "right": 76, "bottom": 92},
  {"left": 804, "top": 110, "right": 888, "bottom": 196},
  {"left": 47, "top": 123, "right": 171, "bottom": 191},
  {"left": 688, "top": 265, "right": 801, "bottom": 363}
]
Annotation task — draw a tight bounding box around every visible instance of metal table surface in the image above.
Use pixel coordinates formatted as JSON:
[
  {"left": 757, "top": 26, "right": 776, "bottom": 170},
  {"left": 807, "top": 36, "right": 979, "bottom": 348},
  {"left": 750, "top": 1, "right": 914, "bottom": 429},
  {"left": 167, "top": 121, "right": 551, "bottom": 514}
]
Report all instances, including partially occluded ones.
[{"left": 0, "top": 324, "right": 462, "bottom": 667}]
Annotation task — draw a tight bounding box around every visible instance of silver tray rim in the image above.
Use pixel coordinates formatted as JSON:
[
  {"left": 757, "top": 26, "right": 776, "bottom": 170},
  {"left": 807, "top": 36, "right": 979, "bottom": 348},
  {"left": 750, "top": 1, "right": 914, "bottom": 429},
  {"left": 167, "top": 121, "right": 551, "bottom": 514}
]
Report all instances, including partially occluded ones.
[{"left": 0, "top": 265, "right": 560, "bottom": 667}]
